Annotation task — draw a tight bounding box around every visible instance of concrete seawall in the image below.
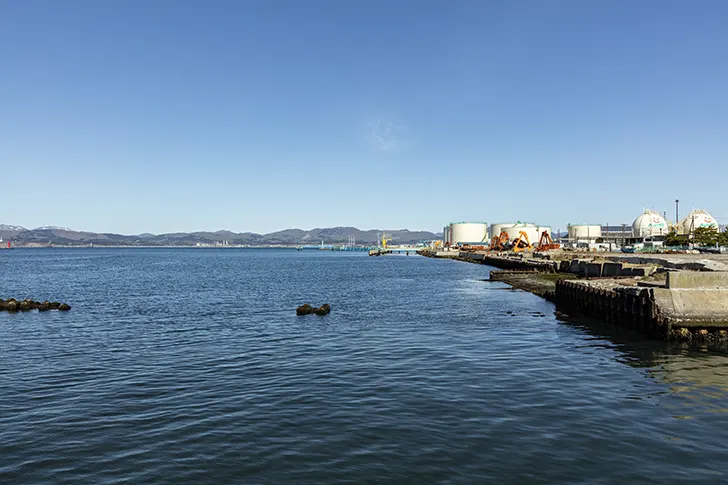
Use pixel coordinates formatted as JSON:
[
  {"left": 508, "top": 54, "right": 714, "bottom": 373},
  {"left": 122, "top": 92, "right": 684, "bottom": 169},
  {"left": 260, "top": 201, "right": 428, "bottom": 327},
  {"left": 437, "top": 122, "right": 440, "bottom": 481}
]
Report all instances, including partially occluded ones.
[
  {"left": 422, "top": 249, "right": 728, "bottom": 344},
  {"left": 555, "top": 278, "right": 728, "bottom": 345}
]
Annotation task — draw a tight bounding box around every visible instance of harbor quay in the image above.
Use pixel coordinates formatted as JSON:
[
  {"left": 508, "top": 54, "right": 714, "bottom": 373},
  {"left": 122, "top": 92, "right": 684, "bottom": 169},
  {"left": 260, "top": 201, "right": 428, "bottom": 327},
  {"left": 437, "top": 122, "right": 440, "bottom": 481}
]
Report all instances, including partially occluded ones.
[{"left": 420, "top": 248, "right": 728, "bottom": 346}]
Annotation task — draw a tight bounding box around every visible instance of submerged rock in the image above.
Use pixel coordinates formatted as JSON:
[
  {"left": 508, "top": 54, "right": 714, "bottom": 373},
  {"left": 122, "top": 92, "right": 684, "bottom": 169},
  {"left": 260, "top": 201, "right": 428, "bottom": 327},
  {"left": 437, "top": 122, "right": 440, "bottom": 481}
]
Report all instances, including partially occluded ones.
[{"left": 59, "top": 303, "right": 72, "bottom": 311}]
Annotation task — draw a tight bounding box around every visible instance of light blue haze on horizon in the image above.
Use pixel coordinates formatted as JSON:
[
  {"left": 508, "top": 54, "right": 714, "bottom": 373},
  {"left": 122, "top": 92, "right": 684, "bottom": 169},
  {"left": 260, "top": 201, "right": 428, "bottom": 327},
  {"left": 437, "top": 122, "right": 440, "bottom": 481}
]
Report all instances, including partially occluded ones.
[{"left": 2, "top": 0, "right": 727, "bottom": 235}]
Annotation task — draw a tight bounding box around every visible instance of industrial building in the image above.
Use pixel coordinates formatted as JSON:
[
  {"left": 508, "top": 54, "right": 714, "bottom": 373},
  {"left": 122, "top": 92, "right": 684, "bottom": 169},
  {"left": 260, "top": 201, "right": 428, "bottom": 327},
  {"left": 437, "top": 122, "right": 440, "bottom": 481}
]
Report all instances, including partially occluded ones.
[{"left": 441, "top": 205, "right": 722, "bottom": 252}]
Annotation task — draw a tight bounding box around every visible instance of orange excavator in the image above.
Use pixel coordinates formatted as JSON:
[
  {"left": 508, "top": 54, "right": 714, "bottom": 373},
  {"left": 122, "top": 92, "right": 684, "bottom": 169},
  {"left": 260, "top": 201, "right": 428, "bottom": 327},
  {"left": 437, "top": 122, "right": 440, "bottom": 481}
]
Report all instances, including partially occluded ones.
[
  {"left": 535, "top": 230, "right": 560, "bottom": 252},
  {"left": 512, "top": 231, "right": 532, "bottom": 252},
  {"left": 489, "top": 231, "right": 510, "bottom": 251}
]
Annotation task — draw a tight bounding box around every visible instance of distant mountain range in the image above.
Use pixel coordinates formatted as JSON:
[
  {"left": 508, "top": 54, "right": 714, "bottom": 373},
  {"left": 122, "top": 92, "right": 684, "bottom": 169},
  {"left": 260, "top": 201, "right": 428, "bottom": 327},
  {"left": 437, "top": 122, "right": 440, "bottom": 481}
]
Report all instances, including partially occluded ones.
[{"left": 0, "top": 224, "right": 440, "bottom": 247}]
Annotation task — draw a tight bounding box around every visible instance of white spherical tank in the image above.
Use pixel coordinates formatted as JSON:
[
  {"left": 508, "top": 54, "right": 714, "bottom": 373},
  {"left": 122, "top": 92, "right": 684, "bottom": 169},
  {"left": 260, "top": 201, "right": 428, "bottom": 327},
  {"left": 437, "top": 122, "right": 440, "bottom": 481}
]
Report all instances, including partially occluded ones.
[
  {"left": 680, "top": 209, "right": 718, "bottom": 234},
  {"left": 568, "top": 225, "right": 602, "bottom": 240},
  {"left": 504, "top": 223, "right": 539, "bottom": 245},
  {"left": 632, "top": 210, "right": 669, "bottom": 237},
  {"left": 449, "top": 222, "right": 488, "bottom": 245}
]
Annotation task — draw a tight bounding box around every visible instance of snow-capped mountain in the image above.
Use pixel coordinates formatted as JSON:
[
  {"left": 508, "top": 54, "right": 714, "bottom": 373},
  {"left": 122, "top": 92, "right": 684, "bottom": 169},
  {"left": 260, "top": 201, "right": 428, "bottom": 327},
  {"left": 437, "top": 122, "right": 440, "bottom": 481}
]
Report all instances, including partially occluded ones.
[
  {"left": 0, "top": 224, "right": 26, "bottom": 232},
  {"left": 33, "top": 226, "right": 74, "bottom": 231},
  {"left": 0, "top": 224, "right": 27, "bottom": 239}
]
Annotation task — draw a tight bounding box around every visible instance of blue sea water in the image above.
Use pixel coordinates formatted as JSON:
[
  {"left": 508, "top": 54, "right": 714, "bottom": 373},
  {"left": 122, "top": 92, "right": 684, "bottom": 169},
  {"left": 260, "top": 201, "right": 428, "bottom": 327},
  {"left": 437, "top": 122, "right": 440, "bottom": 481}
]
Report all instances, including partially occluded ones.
[{"left": 1, "top": 248, "right": 727, "bottom": 484}]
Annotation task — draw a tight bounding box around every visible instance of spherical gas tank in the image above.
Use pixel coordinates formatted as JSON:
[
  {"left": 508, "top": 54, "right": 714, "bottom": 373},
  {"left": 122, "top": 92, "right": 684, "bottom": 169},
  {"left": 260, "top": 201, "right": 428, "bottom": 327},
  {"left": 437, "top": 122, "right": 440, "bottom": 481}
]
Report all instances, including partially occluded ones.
[
  {"left": 632, "top": 210, "right": 669, "bottom": 237},
  {"left": 680, "top": 210, "right": 718, "bottom": 234}
]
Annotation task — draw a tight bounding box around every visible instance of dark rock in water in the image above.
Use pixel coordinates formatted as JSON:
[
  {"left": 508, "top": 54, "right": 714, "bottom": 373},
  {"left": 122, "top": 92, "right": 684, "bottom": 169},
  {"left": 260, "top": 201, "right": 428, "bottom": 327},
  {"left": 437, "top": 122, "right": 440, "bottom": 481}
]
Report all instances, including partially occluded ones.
[
  {"left": 297, "top": 303, "right": 331, "bottom": 316},
  {"left": 314, "top": 304, "right": 331, "bottom": 316},
  {"left": 23, "top": 299, "right": 41, "bottom": 310},
  {"left": 1, "top": 297, "right": 70, "bottom": 312},
  {"left": 296, "top": 304, "right": 314, "bottom": 316}
]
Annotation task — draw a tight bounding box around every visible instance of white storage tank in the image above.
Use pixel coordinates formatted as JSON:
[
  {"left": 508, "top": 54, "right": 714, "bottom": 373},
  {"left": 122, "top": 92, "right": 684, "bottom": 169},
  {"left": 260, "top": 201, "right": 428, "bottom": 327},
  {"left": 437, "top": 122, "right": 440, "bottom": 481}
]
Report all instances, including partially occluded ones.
[
  {"left": 632, "top": 210, "right": 669, "bottom": 237},
  {"left": 489, "top": 223, "right": 515, "bottom": 240},
  {"left": 568, "top": 224, "right": 602, "bottom": 241},
  {"left": 443, "top": 226, "right": 449, "bottom": 245},
  {"left": 679, "top": 209, "right": 718, "bottom": 235},
  {"left": 449, "top": 222, "right": 488, "bottom": 245},
  {"left": 535, "top": 226, "right": 552, "bottom": 242},
  {"left": 504, "top": 223, "right": 539, "bottom": 245}
]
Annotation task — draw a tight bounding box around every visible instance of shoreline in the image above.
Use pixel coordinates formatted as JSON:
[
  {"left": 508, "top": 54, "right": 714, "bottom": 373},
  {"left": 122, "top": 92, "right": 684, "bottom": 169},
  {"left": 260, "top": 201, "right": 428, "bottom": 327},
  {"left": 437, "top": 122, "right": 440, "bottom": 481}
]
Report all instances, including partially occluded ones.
[
  {"left": 2, "top": 245, "right": 374, "bottom": 250},
  {"left": 422, "top": 249, "right": 728, "bottom": 347}
]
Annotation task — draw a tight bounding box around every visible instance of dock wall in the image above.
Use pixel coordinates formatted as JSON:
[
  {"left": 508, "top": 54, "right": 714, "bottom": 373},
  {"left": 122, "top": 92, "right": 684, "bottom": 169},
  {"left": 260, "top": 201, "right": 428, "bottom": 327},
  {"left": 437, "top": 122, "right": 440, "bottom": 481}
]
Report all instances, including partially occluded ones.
[
  {"left": 555, "top": 279, "right": 728, "bottom": 345},
  {"left": 425, "top": 250, "right": 728, "bottom": 344}
]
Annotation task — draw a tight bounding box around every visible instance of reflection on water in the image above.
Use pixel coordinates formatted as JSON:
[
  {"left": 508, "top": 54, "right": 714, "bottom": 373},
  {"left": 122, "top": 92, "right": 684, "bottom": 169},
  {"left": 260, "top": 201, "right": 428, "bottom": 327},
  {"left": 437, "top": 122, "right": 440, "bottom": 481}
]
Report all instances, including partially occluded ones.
[{"left": 557, "top": 312, "right": 728, "bottom": 415}]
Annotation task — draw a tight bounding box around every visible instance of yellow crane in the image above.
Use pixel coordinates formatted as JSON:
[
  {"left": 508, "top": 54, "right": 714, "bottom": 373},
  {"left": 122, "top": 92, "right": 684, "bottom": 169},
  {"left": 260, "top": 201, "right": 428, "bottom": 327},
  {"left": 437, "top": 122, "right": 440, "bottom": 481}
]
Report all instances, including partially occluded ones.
[
  {"left": 381, "top": 232, "right": 392, "bottom": 249},
  {"left": 512, "top": 231, "right": 533, "bottom": 252}
]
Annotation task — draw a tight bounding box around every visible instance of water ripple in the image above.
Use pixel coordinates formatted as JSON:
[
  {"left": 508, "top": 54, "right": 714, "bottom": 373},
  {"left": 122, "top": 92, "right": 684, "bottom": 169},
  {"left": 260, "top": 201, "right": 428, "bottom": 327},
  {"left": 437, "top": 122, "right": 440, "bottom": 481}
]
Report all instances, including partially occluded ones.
[{"left": 1, "top": 249, "right": 728, "bottom": 484}]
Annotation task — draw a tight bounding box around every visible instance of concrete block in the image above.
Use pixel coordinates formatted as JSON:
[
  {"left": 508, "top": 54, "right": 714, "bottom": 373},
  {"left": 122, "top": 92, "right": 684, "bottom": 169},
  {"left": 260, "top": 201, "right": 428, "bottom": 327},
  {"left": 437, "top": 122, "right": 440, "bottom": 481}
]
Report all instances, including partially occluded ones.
[
  {"left": 577, "top": 261, "right": 588, "bottom": 276},
  {"left": 667, "top": 271, "right": 728, "bottom": 289},
  {"left": 584, "top": 263, "right": 603, "bottom": 277},
  {"left": 602, "top": 262, "right": 623, "bottom": 277},
  {"left": 436, "top": 251, "right": 459, "bottom": 258},
  {"left": 653, "top": 288, "right": 728, "bottom": 326}
]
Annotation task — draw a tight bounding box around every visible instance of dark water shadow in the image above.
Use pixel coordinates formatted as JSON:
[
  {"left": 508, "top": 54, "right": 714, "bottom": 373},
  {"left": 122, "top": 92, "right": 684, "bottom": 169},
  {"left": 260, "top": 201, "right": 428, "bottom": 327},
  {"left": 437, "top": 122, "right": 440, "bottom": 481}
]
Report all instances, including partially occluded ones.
[{"left": 554, "top": 311, "right": 728, "bottom": 397}]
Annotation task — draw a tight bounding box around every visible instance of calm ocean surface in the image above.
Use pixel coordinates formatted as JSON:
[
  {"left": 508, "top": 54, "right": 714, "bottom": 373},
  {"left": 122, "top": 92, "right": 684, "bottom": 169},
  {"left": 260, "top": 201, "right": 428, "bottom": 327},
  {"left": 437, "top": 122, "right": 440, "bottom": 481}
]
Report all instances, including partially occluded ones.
[{"left": 1, "top": 248, "right": 727, "bottom": 484}]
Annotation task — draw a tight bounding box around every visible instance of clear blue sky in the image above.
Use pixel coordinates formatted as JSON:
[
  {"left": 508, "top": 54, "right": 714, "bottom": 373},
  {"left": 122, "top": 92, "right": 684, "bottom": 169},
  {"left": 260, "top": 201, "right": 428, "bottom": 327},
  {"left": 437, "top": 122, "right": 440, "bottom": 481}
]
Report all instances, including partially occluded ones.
[{"left": 2, "top": 0, "right": 727, "bottom": 235}]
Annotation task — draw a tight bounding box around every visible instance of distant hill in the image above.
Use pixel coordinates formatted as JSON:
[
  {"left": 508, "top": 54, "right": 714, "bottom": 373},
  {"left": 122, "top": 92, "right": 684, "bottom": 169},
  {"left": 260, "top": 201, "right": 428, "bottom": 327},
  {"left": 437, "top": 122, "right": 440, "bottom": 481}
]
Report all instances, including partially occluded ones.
[
  {"left": 2, "top": 225, "right": 440, "bottom": 247},
  {"left": 0, "top": 224, "right": 27, "bottom": 240}
]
